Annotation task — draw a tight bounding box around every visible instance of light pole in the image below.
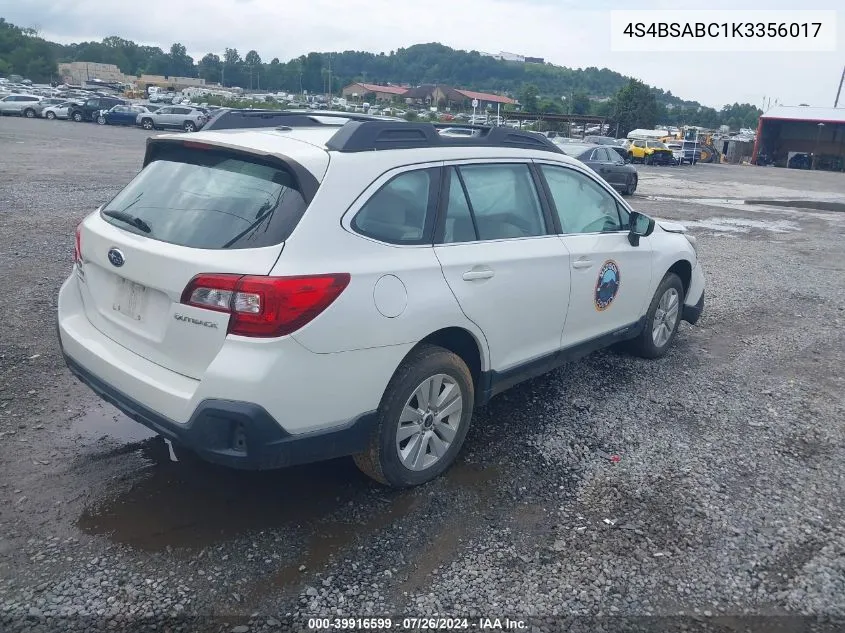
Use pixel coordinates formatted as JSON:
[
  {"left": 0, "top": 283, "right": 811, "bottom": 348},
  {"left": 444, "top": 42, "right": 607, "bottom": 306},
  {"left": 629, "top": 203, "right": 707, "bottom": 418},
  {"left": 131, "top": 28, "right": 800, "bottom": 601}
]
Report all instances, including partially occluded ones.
[{"left": 813, "top": 122, "right": 824, "bottom": 170}]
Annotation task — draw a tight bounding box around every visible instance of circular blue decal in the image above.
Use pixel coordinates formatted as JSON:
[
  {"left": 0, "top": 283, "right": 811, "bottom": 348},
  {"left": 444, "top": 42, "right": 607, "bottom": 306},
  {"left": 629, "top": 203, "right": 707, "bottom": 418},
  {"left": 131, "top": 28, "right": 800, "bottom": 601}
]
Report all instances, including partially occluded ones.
[{"left": 595, "top": 260, "right": 620, "bottom": 311}]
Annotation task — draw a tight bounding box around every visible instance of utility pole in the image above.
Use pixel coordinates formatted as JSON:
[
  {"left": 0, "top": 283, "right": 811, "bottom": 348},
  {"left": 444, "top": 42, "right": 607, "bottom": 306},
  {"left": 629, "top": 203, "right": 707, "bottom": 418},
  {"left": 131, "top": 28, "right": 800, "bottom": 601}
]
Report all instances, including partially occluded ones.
[
  {"left": 835, "top": 65, "right": 845, "bottom": 108},
  {"left": 813, "top": 122, "right": 824, "bottom": 170},
  {"left": 327, "top": 53, "right": 332, "bottom": 101}
]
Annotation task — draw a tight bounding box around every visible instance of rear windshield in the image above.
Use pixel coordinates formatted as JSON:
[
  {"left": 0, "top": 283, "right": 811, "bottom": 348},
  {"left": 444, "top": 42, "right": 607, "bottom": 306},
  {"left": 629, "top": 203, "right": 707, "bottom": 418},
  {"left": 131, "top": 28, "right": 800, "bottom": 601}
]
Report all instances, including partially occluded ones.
[{"left": 101, "top": 146, "right": 307, "bottom": 249}]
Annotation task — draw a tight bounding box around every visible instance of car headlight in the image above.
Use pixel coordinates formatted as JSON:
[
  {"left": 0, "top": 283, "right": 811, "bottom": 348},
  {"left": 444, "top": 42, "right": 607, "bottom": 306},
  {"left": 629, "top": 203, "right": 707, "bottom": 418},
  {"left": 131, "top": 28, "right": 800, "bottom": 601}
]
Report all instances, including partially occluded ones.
[{"left": 684, "top": 233, "right": 698, "bottom": 258}]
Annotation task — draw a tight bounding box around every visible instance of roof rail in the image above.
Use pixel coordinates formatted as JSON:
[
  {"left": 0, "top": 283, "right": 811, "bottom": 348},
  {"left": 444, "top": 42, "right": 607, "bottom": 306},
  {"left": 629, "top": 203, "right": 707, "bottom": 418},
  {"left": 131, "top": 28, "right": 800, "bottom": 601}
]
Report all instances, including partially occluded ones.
[
  {"left": 325, "top": 121, "right": 564, "bottom": 153},
  {"left": 202, "top": 108, "right": 403, "bottom": 131}
]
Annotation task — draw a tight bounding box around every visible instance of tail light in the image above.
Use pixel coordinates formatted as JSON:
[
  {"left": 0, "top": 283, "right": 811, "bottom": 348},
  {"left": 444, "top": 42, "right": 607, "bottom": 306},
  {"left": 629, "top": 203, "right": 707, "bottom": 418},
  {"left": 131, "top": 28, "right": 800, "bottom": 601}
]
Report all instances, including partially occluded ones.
[
  {"left": 73, "top": 224, "right": 82, "bottom": 264},
  {"left": 181, "top": 273, "right": 350, "bottom": 338}
]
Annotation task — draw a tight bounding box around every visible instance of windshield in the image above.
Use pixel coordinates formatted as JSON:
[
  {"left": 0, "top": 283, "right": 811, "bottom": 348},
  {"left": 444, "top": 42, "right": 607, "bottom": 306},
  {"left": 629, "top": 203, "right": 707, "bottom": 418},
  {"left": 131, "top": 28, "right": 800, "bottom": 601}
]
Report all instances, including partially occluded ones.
[
  {"left": 101, "top": 147, "right": 308, "bottom": 249},
  {"left": 560, "top": 144, "right": 594, "bottom": 156},
  {"left": 647, "top": 141, "right": 668, "bottom": 149}
]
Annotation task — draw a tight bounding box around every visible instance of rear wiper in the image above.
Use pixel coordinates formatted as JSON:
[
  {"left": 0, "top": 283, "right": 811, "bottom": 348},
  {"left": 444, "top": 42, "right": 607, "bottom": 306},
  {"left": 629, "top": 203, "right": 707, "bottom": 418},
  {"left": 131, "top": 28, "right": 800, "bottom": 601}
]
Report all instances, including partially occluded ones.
[
  {"left": 102, "top": 210, "right": 152, "bottom": 233},
  {"left": 221, "top": 197, "right": 279, "bottom": 248}
]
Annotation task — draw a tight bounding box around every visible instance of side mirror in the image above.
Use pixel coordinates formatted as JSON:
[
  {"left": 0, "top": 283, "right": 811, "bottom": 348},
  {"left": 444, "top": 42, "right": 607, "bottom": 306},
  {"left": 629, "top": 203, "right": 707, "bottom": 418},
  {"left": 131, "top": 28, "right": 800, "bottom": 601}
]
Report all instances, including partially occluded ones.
[{"left": 628, "top": 211, "right": 655, "bottom": 246}]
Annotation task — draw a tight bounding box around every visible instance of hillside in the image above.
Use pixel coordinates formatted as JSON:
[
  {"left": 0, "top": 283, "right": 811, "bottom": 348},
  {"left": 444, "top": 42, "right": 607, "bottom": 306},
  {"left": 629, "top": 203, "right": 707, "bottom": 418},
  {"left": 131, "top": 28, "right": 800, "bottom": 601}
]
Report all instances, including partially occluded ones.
[{"left": 1, "top": 17, "right": 761, "bottom": 129}]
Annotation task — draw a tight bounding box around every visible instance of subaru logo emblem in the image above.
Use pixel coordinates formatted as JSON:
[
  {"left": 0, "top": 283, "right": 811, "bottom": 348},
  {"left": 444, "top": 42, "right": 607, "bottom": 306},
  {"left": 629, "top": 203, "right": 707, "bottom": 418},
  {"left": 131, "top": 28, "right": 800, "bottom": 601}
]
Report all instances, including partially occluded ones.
[{"left": 107, "top": 248, "right": 125, "bottom": 267}]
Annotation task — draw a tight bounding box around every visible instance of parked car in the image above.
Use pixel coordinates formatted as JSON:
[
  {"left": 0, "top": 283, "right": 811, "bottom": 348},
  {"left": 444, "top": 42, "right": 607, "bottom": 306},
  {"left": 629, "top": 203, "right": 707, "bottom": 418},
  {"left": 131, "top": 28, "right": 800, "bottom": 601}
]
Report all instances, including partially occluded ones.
[
  {"left": 666, "top": 142, "right": 687, "bottom": 165},
  {"left": 438, "top": 127, "right": 482, "bottom": 138},
  {"left": 136, "top": 106, "right": 207, "bottom": 132},
  {"left": 628, "top": 139, "right": 675, "bottom": 165},
  {"left": 0, "top": 94, "right": 41, "bottom": 117},
  {"left": 558, "top": 143, "right": 639, "bottom": 195},
  {"left": 30, "top": 97, "right": 66, "bottom": 118},
  {"left": 68, "top": 96, "right": 126, "bottom": 122},
  {"left": 680, "top": 140, "right": 703, "bottom": 164},
  {"left": 58, "top": 121, "right": 704, "bottom": 488},
  {"left": 42, "top": 100, "right": 83, "bottom": 120},
  {"left": 584, "top": 135, "right": 630, "bottom": 162},
  {"left": 98, "top": 104, "right": 154, "bottom": 126}
]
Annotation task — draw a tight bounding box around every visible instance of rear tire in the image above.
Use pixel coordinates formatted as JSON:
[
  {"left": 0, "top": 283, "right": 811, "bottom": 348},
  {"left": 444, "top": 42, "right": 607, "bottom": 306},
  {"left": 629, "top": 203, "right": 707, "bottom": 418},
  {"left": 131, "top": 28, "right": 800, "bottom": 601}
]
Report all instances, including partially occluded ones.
[
  {"left": 354, "top": 345, "right": 474, "bottom": 488},
  {"left": 627, "top": 273, "right": 684, "bottom": 359},
  {"left": 24, "top": 108, "right": 36, "bottom": 118},
  {"left": 72, "top": 111, "right": 82, "bottom": 122}
]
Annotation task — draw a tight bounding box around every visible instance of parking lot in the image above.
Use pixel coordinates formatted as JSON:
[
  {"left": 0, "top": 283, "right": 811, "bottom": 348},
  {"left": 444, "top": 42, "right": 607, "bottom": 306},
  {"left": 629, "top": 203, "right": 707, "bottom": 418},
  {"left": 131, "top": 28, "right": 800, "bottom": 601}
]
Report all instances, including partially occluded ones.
[{"left": 1, "top": 116, "right": 845, "bottom": 632}]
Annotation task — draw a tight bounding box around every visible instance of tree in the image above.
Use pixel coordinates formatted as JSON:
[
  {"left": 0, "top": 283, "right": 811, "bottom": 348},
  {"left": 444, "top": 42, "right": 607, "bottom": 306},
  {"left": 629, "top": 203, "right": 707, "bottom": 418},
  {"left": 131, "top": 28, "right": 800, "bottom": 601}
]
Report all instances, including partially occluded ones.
[
  {"left": 168, "top": 42, "right": 193, "bottom": 77},
  {"left": 197, "top": 53, "right": 221, "bottom": 83},
  {"left": 222, "top": 47, "right": 243, "bottom": 87},
  {"left": 570, "top": 92, "right": 590, "bottom": 115},
  {"left": 244, "top": 50, "right": 261, "bottom": 67},
  {"left": 521, "top": 84, "right": 539, "bottom": 112},
  {"left": 609, "top": 79, "right": 658, "bottom": 136},
  {"left": 244, "top": 50, "right": 261, "bottom": 89},
  {"left": 0, "top": 18, "right": 57, "bottom": 82}
]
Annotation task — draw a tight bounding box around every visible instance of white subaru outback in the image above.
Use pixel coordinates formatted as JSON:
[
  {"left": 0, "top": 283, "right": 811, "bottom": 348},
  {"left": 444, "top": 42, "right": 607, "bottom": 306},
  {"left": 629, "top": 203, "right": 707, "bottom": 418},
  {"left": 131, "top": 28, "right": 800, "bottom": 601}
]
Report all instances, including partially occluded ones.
[{"left": 57, "top": 121, "right": 704, "bottom": 488}]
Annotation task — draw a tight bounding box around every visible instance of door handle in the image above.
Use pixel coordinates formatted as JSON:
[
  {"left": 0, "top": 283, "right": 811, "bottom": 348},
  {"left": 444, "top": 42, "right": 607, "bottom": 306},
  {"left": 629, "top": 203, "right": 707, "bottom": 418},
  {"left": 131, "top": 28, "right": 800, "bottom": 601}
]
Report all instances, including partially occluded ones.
[
  {"left": 572, "top": 259, "right": 593, "bottom": 270},
  {"left": 462, "top": 269, "right": 495, "bottom": 281}
]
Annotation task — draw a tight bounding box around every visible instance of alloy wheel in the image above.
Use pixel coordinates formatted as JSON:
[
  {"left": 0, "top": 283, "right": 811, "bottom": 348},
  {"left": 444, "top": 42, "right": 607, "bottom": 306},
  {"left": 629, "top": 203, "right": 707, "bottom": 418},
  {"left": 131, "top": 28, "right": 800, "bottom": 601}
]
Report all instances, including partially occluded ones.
[
  {"left": 652, "top": 287, "right": 680, "bottom": 347},
  {"left": 395, "top": 374, "right": 463, "bottom": 471}
]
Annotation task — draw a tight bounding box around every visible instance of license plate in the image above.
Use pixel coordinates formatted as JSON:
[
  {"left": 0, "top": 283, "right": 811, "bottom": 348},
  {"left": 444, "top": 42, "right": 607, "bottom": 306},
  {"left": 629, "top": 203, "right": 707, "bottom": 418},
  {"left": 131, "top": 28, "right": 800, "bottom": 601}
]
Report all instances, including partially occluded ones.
[{"left": 112, "top": 279, "right": 148, "bottom": 321}]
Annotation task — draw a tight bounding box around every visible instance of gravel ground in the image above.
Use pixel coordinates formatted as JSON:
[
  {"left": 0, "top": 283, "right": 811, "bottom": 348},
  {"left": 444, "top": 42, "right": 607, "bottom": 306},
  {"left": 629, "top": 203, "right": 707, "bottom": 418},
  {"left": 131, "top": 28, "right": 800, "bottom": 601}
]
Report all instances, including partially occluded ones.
[{"left": 1, "top": 117, "right": 844, "bottom": 632}]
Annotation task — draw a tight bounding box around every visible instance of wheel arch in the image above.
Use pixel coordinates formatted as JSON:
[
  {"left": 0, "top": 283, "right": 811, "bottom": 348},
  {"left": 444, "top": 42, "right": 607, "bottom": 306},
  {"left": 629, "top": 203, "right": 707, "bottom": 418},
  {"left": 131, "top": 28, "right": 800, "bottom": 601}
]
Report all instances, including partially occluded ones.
[
  {"left": 666, "top": 259, "right": 693, "bottom": 298},
  {"left": 392, "top": 327, "right": 488, "bottom": 405}
]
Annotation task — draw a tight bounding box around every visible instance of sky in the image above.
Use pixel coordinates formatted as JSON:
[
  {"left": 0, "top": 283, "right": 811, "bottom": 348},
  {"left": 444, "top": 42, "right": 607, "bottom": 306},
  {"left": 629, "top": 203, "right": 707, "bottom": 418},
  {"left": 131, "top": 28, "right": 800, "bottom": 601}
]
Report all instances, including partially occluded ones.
[{"left": 3, "top": 0, "right": 843, "bottom": 109}]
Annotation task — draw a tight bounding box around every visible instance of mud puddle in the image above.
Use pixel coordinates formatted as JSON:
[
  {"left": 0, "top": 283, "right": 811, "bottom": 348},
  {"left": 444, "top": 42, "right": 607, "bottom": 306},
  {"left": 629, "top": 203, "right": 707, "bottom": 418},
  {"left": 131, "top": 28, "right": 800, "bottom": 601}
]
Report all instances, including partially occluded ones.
[
  {"left": 77, "top": 441, "right": 376, "bottom": 550},
  {"left": 268, "top": 492, "right": 420, "bottom": 589},
  {"left": 73, "top": 403, "right": 507, "bottom": 608},
  {"left": 72, "top": 405, "right": 157, "bottom": 445},
  {"left": 398, "top": 463, "right": 501, "bottom": 594}
]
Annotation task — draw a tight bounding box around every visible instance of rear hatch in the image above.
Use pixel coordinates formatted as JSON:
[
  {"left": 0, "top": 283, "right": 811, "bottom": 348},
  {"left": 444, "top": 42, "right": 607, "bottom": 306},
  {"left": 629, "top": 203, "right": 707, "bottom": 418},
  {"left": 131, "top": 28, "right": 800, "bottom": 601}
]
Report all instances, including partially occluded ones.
[{"left": 76, "top": 139, "right": 318, "bottom": 379}]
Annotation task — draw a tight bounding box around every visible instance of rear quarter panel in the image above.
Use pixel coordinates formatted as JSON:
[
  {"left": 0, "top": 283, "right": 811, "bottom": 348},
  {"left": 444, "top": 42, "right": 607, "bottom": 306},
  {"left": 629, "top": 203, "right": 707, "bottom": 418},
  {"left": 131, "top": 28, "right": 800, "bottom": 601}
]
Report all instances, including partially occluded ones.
[{"left": 275, "top": 155, "right": 490, "bottom": 371}]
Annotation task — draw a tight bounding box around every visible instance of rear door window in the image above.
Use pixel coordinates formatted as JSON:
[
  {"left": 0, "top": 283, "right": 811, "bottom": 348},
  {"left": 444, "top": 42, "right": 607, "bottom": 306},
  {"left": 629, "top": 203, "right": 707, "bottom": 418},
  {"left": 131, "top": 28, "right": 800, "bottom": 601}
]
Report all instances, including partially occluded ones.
[
  {"left": 101, "top": 145, "right": 308, "bottom": 249},
  {"left": 454, "top": 163, "right": 546, "bottom": 240}
]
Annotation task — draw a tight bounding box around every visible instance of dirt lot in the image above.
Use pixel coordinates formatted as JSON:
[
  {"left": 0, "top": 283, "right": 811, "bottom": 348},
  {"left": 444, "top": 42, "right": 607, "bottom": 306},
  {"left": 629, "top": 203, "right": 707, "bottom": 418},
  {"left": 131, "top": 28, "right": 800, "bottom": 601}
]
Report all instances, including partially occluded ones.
[{"left": 1, "top": 116, "right": 844, "bottom": 633}]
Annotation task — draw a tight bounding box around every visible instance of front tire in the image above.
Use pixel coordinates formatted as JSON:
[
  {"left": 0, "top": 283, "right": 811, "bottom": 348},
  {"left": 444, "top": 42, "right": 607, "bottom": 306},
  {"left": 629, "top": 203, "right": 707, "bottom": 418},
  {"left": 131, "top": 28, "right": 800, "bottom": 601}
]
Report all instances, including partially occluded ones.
[
  {"left": 623, "top": 173, "right": 638, "bottom": 196},
  {"left": 96, "top": 115, "right": 106, "bottom": 125},
  {"left": 183, "top": 120, "right": 196, "bottom": 132},
  {"left": 141, "top": 118, "right": 154, "bottom": 130},
  {"left": 627, "top": 273, "right": 684, "bottom": 359},
  {"left": 354, "top": 345, "right": 474, "bottom": 488},
  {"left": 46, "top": 111, "right": 56, "bottom": 120}
]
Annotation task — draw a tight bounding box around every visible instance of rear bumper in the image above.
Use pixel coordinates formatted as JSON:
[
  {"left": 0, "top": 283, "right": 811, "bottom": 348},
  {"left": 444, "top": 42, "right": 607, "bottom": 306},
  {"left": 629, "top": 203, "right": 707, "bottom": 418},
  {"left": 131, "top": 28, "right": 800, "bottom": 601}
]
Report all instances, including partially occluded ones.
[
  {"left": 56, "top": 273, "right": 390, "bottom": 470},
  {"left": 61, "top": 349, "right": 377, "bottom": 470}
]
